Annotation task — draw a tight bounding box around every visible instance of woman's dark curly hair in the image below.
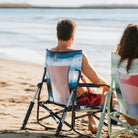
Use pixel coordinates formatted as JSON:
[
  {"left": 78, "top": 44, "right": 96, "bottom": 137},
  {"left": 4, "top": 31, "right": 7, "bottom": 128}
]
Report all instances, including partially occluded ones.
[{"left": 115, "top": 24, "right": 138, "bottom": 73}]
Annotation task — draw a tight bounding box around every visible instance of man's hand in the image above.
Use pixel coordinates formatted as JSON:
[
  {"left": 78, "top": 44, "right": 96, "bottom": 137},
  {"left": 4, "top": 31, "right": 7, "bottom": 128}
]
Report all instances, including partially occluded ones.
[{"left": 102, "top": 86, "right": 110, "bottom": 95}]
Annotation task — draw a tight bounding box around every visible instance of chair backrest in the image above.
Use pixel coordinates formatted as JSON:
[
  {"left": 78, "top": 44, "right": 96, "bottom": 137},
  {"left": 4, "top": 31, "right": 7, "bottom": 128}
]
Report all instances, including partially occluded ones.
[
  {"left": 45, "top": 49, "right": 82, "bottom": 105},
  {"left": 111, "top": 53, "right": 138, "bottom": 120}
]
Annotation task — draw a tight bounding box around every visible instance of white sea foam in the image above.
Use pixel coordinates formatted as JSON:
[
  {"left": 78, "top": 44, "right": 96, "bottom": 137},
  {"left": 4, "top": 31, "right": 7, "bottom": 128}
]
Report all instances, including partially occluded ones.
[{"left": 0, "top": 47, "right": 44, "bottom": 65}]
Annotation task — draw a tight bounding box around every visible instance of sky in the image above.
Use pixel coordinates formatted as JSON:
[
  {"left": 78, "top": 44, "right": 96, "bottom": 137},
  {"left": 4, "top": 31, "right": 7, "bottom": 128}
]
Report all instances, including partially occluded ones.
[{"left": 0, "top": 0, "right": 138, "bottom": 7}]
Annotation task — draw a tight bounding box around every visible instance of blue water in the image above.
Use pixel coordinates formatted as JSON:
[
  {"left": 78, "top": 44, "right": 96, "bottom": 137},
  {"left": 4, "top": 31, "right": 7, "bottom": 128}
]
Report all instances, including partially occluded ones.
[{"left": 0, "top": 8, "right": 138, "bottom": 76}]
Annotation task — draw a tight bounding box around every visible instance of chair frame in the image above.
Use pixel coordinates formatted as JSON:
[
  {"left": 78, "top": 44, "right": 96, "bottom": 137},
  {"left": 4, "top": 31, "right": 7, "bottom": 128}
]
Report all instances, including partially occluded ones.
[
  {"left": 21, "top": 66, "right": 109, "bottom": 136},
  {"left": 106, "top": 80, "right": 138, "bottom": 138},
  {"left": 21, "top": 50, "right": 110, "bottom": 136},
  {"left": 96, "top": 53, "right": 138, "bottom": 138}
]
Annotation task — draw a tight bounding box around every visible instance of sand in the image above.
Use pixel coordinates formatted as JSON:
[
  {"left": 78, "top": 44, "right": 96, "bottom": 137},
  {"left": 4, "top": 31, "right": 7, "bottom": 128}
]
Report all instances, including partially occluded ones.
[{"left": 0, "top": 58, "right": 135, "bottom": 138}]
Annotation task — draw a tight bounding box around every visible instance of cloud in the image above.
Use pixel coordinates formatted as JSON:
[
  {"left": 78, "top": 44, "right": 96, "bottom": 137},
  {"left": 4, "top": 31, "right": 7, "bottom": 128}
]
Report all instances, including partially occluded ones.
[
  {"left": 0, "top": 0, "right": 25, "bottom": 3},
  {"left": 1, "top": 0, "right": 138, "bottom": 6}
]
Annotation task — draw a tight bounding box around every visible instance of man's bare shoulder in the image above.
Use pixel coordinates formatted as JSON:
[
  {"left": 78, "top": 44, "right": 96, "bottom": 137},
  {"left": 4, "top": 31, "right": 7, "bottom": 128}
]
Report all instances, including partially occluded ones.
[
  {"left": 82, "top": 51, "right": 88, "bottom": 58},
  {"left": 49, "top": 47, "right": 80, "bottom": 52},
  {"left": 50, "top": 47, "right": 58, "bottom": 51}
]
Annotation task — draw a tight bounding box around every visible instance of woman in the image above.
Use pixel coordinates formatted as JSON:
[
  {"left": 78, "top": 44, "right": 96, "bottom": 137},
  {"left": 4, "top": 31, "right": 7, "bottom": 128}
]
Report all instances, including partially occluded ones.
[{"left": 115, "top": 24, "right": 138, "bottom": 126}]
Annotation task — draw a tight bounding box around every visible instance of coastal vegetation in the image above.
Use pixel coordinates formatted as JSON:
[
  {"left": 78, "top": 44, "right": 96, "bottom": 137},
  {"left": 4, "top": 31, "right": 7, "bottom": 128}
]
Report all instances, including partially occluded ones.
[{"left": 0, "top": 3, "right": 138, "bottom": 9}]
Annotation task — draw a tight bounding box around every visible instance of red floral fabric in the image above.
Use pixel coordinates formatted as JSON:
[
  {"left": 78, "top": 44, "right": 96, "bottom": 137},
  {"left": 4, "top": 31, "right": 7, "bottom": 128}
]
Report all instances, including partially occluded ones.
[{"left": 77, "top": 89, "right": 102, "bottom": 106}]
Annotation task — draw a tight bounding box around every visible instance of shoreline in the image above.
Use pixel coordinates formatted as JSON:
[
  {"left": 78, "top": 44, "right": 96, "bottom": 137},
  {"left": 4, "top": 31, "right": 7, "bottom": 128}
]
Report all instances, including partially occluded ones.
[{"left": 0, "top": 57, "right": 111, "bottom": 82}]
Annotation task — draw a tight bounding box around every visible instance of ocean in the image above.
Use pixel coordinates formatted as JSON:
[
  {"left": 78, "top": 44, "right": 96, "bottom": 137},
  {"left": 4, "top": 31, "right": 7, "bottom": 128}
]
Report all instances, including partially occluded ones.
[{"left": 0, "top": 8, "right": 138, "bottom": 76}]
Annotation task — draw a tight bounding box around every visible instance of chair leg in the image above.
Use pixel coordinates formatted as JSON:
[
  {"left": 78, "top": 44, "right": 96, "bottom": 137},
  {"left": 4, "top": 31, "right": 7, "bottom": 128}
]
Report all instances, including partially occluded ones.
[
  {"left": 37, "top": 83, "right": 43, "bottom": 123},
  {"left": 21, "top": 101, "right": 35, "bottom": 129},
  {"left": 21, "top": 87, "right": 40, "bottom": 129},
  {"left": 21, "top": 68, "right": 46, "bottom": 130},
  {"left": 71, "top": 99, "right": 75, "bottom": 130},
  {"left": 96, "top": 93, "right": 108, "bottom": 138},
  {"left": 108, "top": 116, "right": 112, "bottom": 138},
  {"left": 56, "top": 90, "right": 75, "bottom": 136},
  {"left": 71, "top": 110, "right": 75, "bottom": 130},
  {"left": 96, "top": 112, "right": 106, "bottom": 138},
  {"left": 55, "top": 106, "right": 68, "bottom": 136}
]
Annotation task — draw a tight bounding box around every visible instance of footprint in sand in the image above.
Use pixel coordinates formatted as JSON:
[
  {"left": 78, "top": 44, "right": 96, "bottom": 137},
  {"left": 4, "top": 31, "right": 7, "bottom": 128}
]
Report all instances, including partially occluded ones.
[
  {"left": 20, "top": 82, "right": 36, "bottom": 88},
  {"left": 24, "top": 88, "right": 35, "bottom": 92},
  {"left": 0, "top": 81, "right": 8, "bottom": 87},
  {"left": 20, "top": 82, "right": 28, "bottom": 85},
  {"left": 30, "top": 84, "right": 36, "bottom": 87},
  {"left": 8, "top": 98, "right": 21, "bottom": 103},
  {"left": 8, "top": 96, "right": 29, "bottom": 104}
]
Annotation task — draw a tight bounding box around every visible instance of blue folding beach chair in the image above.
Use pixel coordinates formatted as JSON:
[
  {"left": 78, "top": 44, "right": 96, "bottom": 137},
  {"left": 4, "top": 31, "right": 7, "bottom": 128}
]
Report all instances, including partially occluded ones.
[
  {"left": 21, "top": 49, "right": 109, "bottom": 136},
  {"left": 96, "top": 52, "right": 138, "bottom": 138}
]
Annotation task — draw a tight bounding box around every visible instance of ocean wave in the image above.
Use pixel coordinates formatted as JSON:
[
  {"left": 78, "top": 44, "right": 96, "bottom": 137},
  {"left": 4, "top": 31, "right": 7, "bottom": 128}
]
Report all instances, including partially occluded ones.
[
  {"left": 0, "top": 30, "right": 22, "bottom": 35},
  {"left": 0, "top": 47, "right": 44, "bottom": 64}
]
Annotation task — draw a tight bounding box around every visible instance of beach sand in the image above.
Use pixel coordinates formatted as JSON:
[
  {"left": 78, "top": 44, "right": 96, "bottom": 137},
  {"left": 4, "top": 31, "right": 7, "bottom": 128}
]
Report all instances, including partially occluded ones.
[{"left": 0, "top": 59, "right": 135, "bottom": 138}]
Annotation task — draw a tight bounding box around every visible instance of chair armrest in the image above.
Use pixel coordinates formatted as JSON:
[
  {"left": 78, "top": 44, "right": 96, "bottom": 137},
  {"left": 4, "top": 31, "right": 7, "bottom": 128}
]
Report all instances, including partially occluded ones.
[
  {"left": 77, "top": 83, "right": 110, "bottom": 88},
  {"left": 105, "top": 91, "right": 111, "bottom": 96}
]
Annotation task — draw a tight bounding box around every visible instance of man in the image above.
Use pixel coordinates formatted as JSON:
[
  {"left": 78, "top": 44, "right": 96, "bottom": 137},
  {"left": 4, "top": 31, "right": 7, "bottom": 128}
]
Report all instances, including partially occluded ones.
[{"left": 50, "top": 19, "right": 111, "bottom": 133}]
